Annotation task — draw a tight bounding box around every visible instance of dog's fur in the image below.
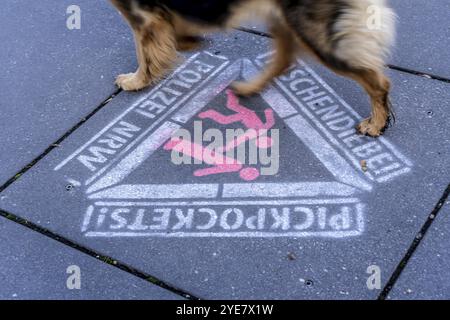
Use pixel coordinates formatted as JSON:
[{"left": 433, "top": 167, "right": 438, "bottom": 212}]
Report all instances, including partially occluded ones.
[{"left": 111, "top": 0, "right": 396, "bottom": 137}]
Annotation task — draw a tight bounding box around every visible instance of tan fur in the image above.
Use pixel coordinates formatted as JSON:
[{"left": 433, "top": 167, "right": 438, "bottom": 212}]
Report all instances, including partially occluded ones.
[
  {"left": 332, "top": 0, "right": 396, "bottom": 71},
  {"left": 330, "top": 0, "right": 395, "bottom": 136},
  {"left": 112, "top": 0, "right": 396, "bottom": 137},
  {"left": 170, "top": 0, "right": 277, "bottom": 37},
  {"left": 115, "top": 5, "right": 178, "bottom": 91},
  {"left": 225, "top": 0, "right": 278, "bottom": 29},
  {"left": 344, "top": 69, "right": 392, "bottom": 137},
  {"left": 232, "top": 19, "right": 297, "bottom": 96}
]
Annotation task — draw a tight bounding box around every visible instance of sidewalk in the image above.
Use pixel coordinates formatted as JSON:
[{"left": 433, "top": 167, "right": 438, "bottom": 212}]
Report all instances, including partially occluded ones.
[{"left": 0, "top": 0, "right": 449, "bottom": 299}]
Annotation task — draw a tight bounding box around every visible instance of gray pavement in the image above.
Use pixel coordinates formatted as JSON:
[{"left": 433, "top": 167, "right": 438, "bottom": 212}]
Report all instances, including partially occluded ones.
[
  {"left": 0, "top": 216, "right": 182, "bottom": 300},
  {"left": 388, "top": 202, "right": 450, "bottom": 300},
  {"left": 0, "top": 0, "right": 449, "bottom": 300},
  {"left": 0, "top": 0, "right": 135, "bottom": 185},
  {"left": 391, "top": 0, "right": 450, "bottom": 79}
]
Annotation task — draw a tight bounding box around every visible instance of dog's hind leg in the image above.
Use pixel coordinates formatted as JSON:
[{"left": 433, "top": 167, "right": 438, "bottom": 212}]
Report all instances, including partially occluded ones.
[
  {"left": 309, "top": 52, "right": 393, "bottom": 137},
  {"left": 232, "top": 21, "right": 297, "bottom": 96},
  {"left": 113, "top": 4, "right": 177, "bottom": 91},
  {"left": 350, "top": 69, "right": 393, "bottom": 137},
  {"left": 278, "top": 0, "right": 395, "bottom": 137},
  {"left": 314, "top": 47, "right": 393, "bottom": 137},
  {"left": 324, "top": 20, "right": 395, "bottom": 137}
]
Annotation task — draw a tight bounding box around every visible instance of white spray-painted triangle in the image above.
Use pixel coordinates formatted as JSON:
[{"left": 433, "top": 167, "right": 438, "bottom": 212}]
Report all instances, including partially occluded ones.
[
  {"left": 86, "top": 58, "right": 373, "bottom": 199},
  {"left": 86, "top": 59, "right": 242, "bottom": 194}
]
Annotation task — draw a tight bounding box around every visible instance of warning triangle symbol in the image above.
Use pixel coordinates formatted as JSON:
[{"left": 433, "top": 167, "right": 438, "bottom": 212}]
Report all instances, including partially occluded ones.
[
  {"left": 122, "top": 88, "right": 335, "bottom": 186},
  {"left": 86, "top": 58, "right": 373, "bottom": 201}
]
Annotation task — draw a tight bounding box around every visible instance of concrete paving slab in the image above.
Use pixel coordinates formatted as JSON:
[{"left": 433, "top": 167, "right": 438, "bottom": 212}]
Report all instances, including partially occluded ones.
[
  {"left": 0, "top": 216, "right": 182, "bottom": 300},
  {"left": 388, "top": 200, "right": 450, "bottom": 300},
  {"left": 0, "top": 31, "right": 449, "bottom": 299},
  {"left": 391, "top": 0, "right": 450, "bottom": 78},
  {"left": 242, "top": 1, "right": 450, "bottom": 78},
  {"left": 0, "top": 0, "right": 135, "bottom": 185}
]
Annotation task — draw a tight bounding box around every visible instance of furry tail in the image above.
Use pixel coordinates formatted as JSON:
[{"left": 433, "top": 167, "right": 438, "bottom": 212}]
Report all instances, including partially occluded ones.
[{"left": 332, "top": 0, "right": 396, "bottom": 71}]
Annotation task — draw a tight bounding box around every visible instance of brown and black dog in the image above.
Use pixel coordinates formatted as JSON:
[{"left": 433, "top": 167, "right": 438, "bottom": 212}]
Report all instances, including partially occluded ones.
[{"left": 110, "top": 0, "right": 396, "bottom": 137}]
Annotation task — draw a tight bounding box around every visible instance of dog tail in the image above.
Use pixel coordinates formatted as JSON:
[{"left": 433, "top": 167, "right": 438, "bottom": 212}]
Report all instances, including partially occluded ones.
[{"left": 331, "top": 0, "right": 397, "bottom": 71}]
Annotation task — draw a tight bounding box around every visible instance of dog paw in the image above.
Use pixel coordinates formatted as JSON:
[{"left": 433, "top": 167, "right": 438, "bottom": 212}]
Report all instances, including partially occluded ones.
[
  {"left": 115, "top": 73, "right": 149, "bottom": 91},
  {"left": 356, "top": 118, "right": 385, "bottom": 137},
  {"left": 231, "top": 81, "right": 261, "bottom": 97}
]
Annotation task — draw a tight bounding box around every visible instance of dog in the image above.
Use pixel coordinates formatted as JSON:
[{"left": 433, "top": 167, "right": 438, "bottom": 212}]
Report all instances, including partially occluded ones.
[{"left": 110, "top": 0, "right": 396, "bottom": 137}]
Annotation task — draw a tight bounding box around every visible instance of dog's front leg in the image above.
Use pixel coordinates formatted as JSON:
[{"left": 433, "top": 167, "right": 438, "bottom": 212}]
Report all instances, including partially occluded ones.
[
  {"left": 116, "top": 32, "right": 151, "bottom": 91},
  {"left": 116, "top": 10, "right": 177, "bottom": 91}
]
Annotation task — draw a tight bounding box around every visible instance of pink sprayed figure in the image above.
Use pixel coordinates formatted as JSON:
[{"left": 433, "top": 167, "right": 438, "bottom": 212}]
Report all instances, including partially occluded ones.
[
  {"left": 164, "top": 90, "right": 276, "bottom": 181},
  {"left": 200, "top": 89, "right": 275, "bottom": 152},
  {"left": 198, "top": 89, "right": 275, "bottom": 130},
  {"left": 163, "top": 138, "right": 259, "bottom": 181}
]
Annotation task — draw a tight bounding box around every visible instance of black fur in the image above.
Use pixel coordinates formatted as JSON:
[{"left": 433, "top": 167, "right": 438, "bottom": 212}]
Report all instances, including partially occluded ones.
[
  {"left": 111, "top": 0, "right": 395, "bottom": 136},
  {"left": 279, "top": 0, "right": 355, "bottom": 72},
  {"left": 131, "top": 0, "right": 244, "bottom": 25},
  {"left": 117, "top": 0, "right": 357, "bottom": 73}
]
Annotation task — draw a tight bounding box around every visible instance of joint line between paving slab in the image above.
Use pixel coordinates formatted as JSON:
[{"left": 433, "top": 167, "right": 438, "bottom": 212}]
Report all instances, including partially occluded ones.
[
  {"left": 0, "top": 209, "right": 200, "bottom": 300},
  {"left": 0, "top": 89, "right": 123, "bottom": 194},
  {"left": 0, "top": 85, "right": 201, "bottom": 299},
  {"left": 378, "top": 183, "right": 450, "bottom": 300},
  {"left": 386, "top": 65, "right": 450, "bottom": 84},
  {"left": 237, "top": 27, "right": 450, "bottom": 84}
]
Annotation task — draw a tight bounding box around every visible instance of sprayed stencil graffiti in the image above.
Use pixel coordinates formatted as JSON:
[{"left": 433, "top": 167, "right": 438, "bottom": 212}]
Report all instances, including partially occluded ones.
[
  {"left": 164, "top": 89, "right": 277, "bottom": 181},
  {"left": 54, "top": 51, "right": 413, "bottom": 238}
]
